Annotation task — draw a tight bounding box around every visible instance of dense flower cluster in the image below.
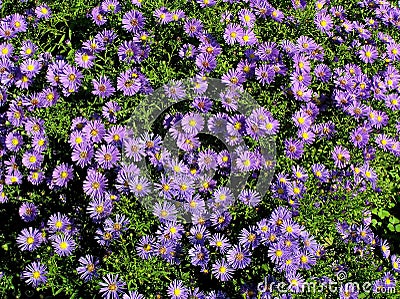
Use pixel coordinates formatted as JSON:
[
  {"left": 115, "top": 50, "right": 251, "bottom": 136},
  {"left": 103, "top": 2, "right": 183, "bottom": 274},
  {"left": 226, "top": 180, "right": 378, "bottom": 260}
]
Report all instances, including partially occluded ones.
[{"left": 1, "top": 0, "right": 400, "bottom": 298}]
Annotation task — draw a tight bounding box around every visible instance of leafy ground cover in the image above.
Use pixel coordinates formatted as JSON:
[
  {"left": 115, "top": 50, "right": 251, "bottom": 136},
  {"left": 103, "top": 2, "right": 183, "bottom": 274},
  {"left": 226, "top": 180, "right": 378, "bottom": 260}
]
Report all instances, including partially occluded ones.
[{"left": 0, "top": 0, "right": 400, "bottom": 298}]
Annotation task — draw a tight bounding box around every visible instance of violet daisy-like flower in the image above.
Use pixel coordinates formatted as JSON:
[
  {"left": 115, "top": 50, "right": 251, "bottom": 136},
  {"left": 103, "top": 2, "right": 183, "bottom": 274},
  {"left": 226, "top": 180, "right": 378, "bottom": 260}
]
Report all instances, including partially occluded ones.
[
  {"left": 16, "top": 227, "right": 42, "bottom": 251},
  {"left": 129, "top": 176, "right": 151, "bottom": 197},
  {"left": 284, "top": 138, "right": 304, "bottom": 160},
  {"left": 222, "top": 68, "right": 245, "bottom": 87},
  {"left": 72, "top": 143, "right": 93, "bottom": 167},
  {"left": 255, "top": 64, "right": 275, "bottom": 85},
  {"left": 136, "top": 235, "right": 156, "bottom": 259},
  {"left": 87, "top": 198, "right": 113, "bottom": 222},
  {"left": 101, "top": 0, "right": 121, "bottom": 13},
  {"left": 122, "top": 10, "right": 145, "bottom": 33},
  {"left": 123, "top": 291, "right": 145, "bottom": 299},
  {"left": 19, "top": 202, "right": 39, "bottom": 222},
  {"left": 91, "top": 6, "right": 107, "bottom": 26},
  {"left": 154, "top": 7, "right": 172, "bottom": 24},
  {"left": 75, "top": 50, "right": 95, "bottom": 69},
  {"left": 35, "top": 4, "right": 52, "bottom": 19},
  {"left": 52, "top": 163, "right": 74, "bottom": 187},
  {"left": 22, "top": 261, "right": 47, "bottom": 288},
  {"left": 163, "top": 80, "right": 186, "bottom": 100},
  {"left": 153, "top": 201, "right": 178, "bottom": 223},
  {"left": 20, "top": 58, "right": 41, "bottom": 78},
  {"left": 181, "top": 112, "right": 204, "bottom": 135},
  {"left": 227, "top": 244, "right": 251, "bottom": 269},
  {"left": 77, "top": 254, "right": 99, "bottom": 282},
  {"left": 212, "top": 259, "right": 234, "bottom": 281},
  {"left": 92, "top": 76, "right": 115, "bottom": 98},
  {"left": 332, "top": 145, "right": 350, "bottom": 169},
  {"left": 311, "top": 163, "right": 330, "bottom": 182},
  {"left": 116, "top": 69, "right": 142, "bottom": 96},
  {"left": 47, "top": 212, "right": 71, "bottom": 233},
  {"left": 192, "top": 96, "right": 212, "bottom": 113},
  {"left": 224, "top": 23, "right": 243, "bottom": 45},
  {"left": 314, "top": 12, "right": 333, "bottom": 32},
  {"left": 5, "top": 132, "right": 23, "bottom": 152},
  {"left": 339, "top": 283, "right": 358, "bottom": 299},
  {"left": 22, "top": 150, "right": 43, "bottom": 170},
  {"left": 83, "top": 170, "right": 108, "bottom": 199},
  {"left": 59, "top": 64, "right": 83, "bottom": 91},
  {"left": 83, "top": 120, "right": 106, "bottom": 143},
  {"left": 238, "top": 189, "right": 261, "bottom": 207},
  {"left": 195, "top": 53, "right": 217, "bottom": 73},
  {"left": 167, "top": 279, "right": 188, "bottom": 299},
  {"left": 99, "top": 274, "right": 126, "bottom": 299},
  {"left": 184, "top": 18, "right": 203, "bottom": 37},
  {"left": 52, "top": 234, "right": 76, "bottom": 257},
  {"left": 286, "top": 272, "right": 305, "bottom": 293},
  {"left": 359, "top": 45, "right": 378, "bottom": 64},
  {"left": 0, "top": 43, "right": 14, "bottom": 58},
  {"left": 95, "top": 144, "right": 120, "bottom": 170}
]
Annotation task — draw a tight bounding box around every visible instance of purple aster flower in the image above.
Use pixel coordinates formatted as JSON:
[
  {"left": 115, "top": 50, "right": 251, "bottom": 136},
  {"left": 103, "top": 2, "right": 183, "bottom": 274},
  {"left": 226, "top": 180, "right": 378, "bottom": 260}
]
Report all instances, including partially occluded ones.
[
  {"left": 116, "top": 69, "right": 141, "bottom": 96},
  {"left": 83, "top": 120, "right": 106, "bottom": 143},
  {"left": 52, "top": 234, "right": 76, "bottom": 256},
  {"left": 19, "top": 202, "right": 39, "bottom": 222},
  {"left": 314, "top": 64, "right": 332, "bottom": 82},
  {"left": 238, "top": 29, "right": 258, "bottom": 46},
  {"left": 332, "top": 145, "right": 350, "bottom": 169},
  {"left": 312, "top": 163, "right": 330, "bottom": 182},
  {"left": 122, "top": 10, "right": 145, "bottom": 33},
  {"left": 292, "top": 111, "right": 312, "bottom": 129},
  {"left": 285, "top": 138, "right": 304, "bottom": 160},
  {"left": 238, "top": 189, "right": 261, "bottom": 207},
  {"left": 339, "top": 283, "right": 358, "bottom": 299},
  {"left": 359, "top": 45, "right": 379, "bottom": 64},
  {"left": 101, "top": 0, "right": 121, "bottom": 13},
  {"left": 123, "top": 291, "right": 145, "bottom": 299},
  {"left": 16, "top": 227, "right": 42, "bottom": 251},
  {"left": 163, "top": 80, "right": 186, "bottom": 100},
  {"left": 167, "top": 279, "right": 188, "bottom": 299},
  {"left": 209, "top": 233, "right": 231, "bottom": 253},
  {"left": 0, "top": 43, "right": 13, "bottom": 58},
  {"left": 153, "top": 7, "right": 172, "bottom": 24},
  {"left": 181, "top": 112, "right": 204, "bottom": 135},
  {"left": 35, "top": 4, "right": 52, "bottom": 19},
  {"left": 136, "top": 235, "right": 156, "bottom": 259},
  {"left": 5, "top": 132, "right": 23, "bottom": 152},
  {"left": 195, "top": 53, "right": 217, "bottom": 73},
  {"left": 47, "top": 212, "right": 71, "bottom": 233},
  {"left": 83, "top": 170, "right": 108, "bottom": 199},
  {"left": 212, "top": 259, "right": 234, "bottom": 281},
  {"left": 77, "top": 254, "right": 99, "bottom": 282},
  {"left": 184, "top": 18, "right": 203, "bottom": 37},
  {"left": 224, "top": 23, "right": 243, "bottom": 45},
  {"left": 91, "top": 6, "right": 107, "bottom": 26},
  {"left": 22, "top": 261, "right": 47, "bottom": 288},
  {"left": 314, "top": 12, "right": 333, "bottom": 32},
  {"left": 75, "top": 50, "right": 95, "bottom": 69},
  {"left": 95, "top": 144, "right": 120, "bottom": 170},
  {"left": 286, "top": 272, "right": 305, "bottom": 293},
  {"left": 87, "top": 198, "right": 113, "bottom": 222},
  {"left": 22, "top": 150, "right": 43, "bottom": 170},
  {"left": 192, "top": 96, "right": 213, "bottom": 113},
  {"left": 211, "top": 210, "right": 232, "bottom": 231},
  {"left": 59, "top": 64, "right": 83, "bottom": 91},
  {"left": 171, "top": 10, "right": 185, "bottom": 22},
  {"left": 99, "top": 274, "right": 126, "bottom": 299},
  {"left": 222, "top": 68, "right": 245, "bottom": 87},
  {"left": 71, "top": 143, "right": 94, "bottom": 167},
  {"left": 129, "top": 176, "right": 152, "bottom": 197},
  {"left": 51, "top": 163, "right": 74, "bottom": 187}
]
